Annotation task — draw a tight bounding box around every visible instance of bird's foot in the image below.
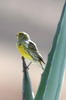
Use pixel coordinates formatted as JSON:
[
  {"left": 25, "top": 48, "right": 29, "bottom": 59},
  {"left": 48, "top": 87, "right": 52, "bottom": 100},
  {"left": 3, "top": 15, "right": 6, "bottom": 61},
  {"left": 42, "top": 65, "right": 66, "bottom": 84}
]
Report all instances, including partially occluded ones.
[
  {"left": 27, "top": 62, "right": 32, "bottom": 67},
  {"left": 22, "top": 66, "right": 29, "bottom": 72},
  {"left": 22, "top": 62, "right": 32, "bottom": 72}
]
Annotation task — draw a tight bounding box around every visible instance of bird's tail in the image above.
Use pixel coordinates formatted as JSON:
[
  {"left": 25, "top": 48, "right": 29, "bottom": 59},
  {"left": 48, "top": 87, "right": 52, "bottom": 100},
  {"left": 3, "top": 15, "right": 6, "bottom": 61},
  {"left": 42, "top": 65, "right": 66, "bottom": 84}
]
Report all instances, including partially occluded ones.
[
  {"left": 38, "top": 55, "right": 45, "bottom": 70},
  {"left": 39, "top": 60, "right": 45, "bottom": 70}
]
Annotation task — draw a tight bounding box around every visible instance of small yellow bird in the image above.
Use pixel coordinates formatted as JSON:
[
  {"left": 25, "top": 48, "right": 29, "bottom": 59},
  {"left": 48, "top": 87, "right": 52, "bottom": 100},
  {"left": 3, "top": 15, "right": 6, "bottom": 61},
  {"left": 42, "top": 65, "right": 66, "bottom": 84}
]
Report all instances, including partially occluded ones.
[{"left": 16, "top": 32, "right": 45, "bottom": 70}]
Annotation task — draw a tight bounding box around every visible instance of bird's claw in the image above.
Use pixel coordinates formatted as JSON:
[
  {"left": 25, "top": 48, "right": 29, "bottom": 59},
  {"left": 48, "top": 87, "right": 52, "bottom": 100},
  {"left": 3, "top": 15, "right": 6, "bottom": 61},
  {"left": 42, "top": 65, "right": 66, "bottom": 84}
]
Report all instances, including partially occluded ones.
[{"left": 22, "top": 62, "right": 32, "bottom": 72}]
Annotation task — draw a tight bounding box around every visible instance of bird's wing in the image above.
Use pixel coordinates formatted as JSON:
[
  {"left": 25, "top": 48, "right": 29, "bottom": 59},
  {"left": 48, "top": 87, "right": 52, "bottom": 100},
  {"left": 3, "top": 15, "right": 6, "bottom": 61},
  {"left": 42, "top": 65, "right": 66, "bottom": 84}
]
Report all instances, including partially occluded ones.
[
  {"left": 22, "top": 40, "right": 37, "bottom": 51},
  {"left": 25, "top": 40, "right": 45, "bottom": 64},
  {"left": 25, "top": 40, "right": 40, "bottom": 59},
  {"left": 28, "top": 41, "right": 38, "bottom": 52}
]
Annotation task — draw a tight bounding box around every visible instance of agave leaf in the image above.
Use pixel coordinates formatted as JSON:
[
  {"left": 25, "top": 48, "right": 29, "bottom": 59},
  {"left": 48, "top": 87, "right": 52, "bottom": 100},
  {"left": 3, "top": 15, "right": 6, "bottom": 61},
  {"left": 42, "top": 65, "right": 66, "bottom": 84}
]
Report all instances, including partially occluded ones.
[
  {"left": 35, "top": 1, "right": 66, "bottom": 100},
  {"left": 22, "top": 57, "right": 34, "bottom": 100}
]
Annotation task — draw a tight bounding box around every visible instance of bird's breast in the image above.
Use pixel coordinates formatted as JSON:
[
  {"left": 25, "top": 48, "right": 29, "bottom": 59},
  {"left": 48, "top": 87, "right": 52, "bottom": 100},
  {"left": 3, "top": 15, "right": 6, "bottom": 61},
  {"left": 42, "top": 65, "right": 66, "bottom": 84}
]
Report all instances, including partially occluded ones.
[{"left": 17, "top": 44, "right": 32, "bottom": 60}]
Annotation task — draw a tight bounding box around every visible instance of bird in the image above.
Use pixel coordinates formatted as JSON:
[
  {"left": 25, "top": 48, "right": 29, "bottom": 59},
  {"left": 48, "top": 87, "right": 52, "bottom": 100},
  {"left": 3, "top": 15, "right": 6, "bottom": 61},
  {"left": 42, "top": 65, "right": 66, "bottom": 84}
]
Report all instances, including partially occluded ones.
[{"left": 16, "top": 32, "right": 45, "bottom": 70}]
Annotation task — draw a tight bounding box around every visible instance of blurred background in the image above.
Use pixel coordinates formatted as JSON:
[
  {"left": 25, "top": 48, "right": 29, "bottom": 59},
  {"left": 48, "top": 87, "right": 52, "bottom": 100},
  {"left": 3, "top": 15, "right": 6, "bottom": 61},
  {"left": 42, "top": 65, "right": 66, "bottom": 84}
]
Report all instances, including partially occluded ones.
[{"left": 0, "top": 0, "right": 66, "bottom": 100}]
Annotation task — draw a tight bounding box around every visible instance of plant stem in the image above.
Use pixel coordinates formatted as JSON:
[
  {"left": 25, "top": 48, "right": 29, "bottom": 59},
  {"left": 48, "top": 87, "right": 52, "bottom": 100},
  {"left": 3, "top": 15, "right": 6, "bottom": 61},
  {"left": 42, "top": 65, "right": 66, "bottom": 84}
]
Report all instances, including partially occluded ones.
[{"left": 22, "top": 56, "right": 34, "bottom": 100}]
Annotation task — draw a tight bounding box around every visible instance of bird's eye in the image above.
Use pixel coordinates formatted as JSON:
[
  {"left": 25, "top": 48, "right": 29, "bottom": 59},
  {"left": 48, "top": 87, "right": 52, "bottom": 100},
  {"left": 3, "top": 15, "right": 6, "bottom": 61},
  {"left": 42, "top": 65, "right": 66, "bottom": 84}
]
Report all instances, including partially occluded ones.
[{"left": 19, "top": 33, "right": 22, "bottom": 35}]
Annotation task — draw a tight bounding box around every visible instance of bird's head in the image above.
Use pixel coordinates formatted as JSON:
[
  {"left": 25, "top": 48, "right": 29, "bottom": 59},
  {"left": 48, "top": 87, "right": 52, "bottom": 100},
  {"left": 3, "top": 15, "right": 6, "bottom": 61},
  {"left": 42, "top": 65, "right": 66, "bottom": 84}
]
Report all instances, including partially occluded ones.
[{"left": 16, "top": 32, "right": 30, "bottom": 41}]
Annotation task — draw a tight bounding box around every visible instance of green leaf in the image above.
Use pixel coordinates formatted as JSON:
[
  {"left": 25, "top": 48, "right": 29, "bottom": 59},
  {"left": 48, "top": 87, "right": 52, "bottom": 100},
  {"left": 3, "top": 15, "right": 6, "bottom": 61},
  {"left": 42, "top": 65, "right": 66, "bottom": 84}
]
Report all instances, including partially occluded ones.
[
  {"left": 35, "top": 1, "right": 66, "bottom": 100},
  {"left": 22, "top": 57, "right": 34, "bottom": 100}
]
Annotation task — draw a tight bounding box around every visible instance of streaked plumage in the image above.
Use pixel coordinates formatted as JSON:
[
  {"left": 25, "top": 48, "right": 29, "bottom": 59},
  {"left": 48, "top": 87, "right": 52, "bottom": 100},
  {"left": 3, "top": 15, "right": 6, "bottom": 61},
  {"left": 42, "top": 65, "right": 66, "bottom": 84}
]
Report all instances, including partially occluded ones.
[{"left": 16, "top": 32, "right": 45, "bottom": 69}]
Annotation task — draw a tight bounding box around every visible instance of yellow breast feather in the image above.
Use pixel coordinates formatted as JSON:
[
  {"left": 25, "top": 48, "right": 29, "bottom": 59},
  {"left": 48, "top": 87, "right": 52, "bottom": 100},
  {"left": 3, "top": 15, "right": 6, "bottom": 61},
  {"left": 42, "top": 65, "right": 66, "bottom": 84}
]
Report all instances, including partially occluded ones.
[{"left": 17, "top": 45, "right": 32, "bottom": 60}]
